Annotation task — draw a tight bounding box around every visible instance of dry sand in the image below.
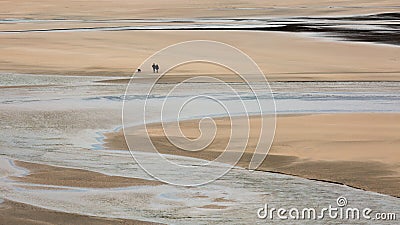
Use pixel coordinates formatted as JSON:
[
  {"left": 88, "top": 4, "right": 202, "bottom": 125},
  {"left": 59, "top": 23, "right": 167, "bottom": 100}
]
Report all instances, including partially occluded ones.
[
  {"left": 105, "top": 113, "right": 400, "bottom": 197},
  {"left": 0, "top": 200, "right": 161, "bottom": 225},
  {"left": 13, "top": 160, "right": 161, "bottom": 188}
]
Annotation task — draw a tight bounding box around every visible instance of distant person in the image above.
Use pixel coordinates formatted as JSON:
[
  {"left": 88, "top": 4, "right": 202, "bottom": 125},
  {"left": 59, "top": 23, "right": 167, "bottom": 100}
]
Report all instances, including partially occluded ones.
[
  {"left": 137, "top": 68, "right": 141, "bottom": 72},
  {"left": 152, "top": 63, "right": 156, "bottom": 73},
  {"left": 155, "top": 64, "right": 159, "bottom": 73}
]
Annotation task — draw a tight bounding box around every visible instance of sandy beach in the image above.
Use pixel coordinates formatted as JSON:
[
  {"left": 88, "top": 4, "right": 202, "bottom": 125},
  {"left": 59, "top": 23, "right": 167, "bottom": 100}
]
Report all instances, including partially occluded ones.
[
  {"left": 107, "top": 113, "right": 400, "bottom": 197},
  {"left": 0, "top": 200, "right": 161, "bottom": 225},
  {"left": 1, "top": 30, "right": 399, "bottom": 81},
  {"left": 2, "top": 0, "right": 399, "bottom": 19},
  {"left": 1, "top": 0, "right": 400, "bottom": 223},
  {"left": 1, "top": 74, "right": 397, "bottom": 222},
  {"left": 12, "top": 161, "right": 161, "bottom": 188}
]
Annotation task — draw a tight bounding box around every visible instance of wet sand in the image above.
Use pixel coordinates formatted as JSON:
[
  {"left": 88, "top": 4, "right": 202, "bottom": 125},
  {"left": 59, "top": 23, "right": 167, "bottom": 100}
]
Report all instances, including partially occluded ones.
[
  {"left": 1, "top": 1, "right": 399, "bottom": 81},
  {"left": 0, "top": 84, "right": 57, "bottom": 89},
  {"left": 2, "top": 0, "right": 400, "bottom": 222},
  {"left": 0, "top": 200, "right": 161, "bottom": 225},
  {"left": 1, "top": 30, "right": 399, "bottom": 81},
  {"left": 105, "top": 113, "right": 400, "bottom": 197},
  {"left": 12, "top": 161, "right": 161, "bottom": 188},
  {"left": 2, "top": 13, "right": 398, "bottom": 46}
]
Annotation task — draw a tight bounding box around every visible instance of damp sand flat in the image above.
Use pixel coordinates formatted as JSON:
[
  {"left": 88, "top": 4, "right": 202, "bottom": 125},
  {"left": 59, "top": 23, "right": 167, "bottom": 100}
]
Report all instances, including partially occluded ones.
[
  {"left": 2, "top": 13, "right": 398, "bottom": 46},
  {"left": 12, "top": 161, "right": 162, "bottom": 188},
  {"left": 1, "top": 30, "right": 399, "bottom": 81},
  {"left": 0, "top": 74, "right": 399, "bottom": 223},
  {"left": 1, "top": 1, "right": 399, "bottom": 80},
  {"left": 0, "top": 200, "right": 161, "bottom": 225},
  {"left": 1, "top": 154, "right": 399, "bottom": 224}
]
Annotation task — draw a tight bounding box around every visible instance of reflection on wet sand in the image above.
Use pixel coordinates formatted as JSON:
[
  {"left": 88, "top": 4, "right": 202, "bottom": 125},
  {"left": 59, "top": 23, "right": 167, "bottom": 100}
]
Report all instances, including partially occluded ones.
[{"left": 0, "top": 74, "right": 399, "bottom": 223}]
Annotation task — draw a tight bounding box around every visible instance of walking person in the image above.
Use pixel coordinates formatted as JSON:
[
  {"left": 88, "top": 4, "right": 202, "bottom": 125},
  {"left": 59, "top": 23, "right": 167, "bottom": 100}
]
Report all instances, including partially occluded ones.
[
  {"left": 155, "top": 64, "right": 159, "bottom": 73},
  {"left": 152, "top": 63, "right": 156, "bottom": 73}
]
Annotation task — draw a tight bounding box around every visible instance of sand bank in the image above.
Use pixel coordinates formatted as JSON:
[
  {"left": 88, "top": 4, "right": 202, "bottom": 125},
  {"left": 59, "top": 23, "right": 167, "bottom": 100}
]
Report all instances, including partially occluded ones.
[
  {"left": 12, "top": 160, "right": 161, "bottom": 188},
  {"left": 0, "top": 200, "right": 161, "bottom": 225},
  {"left": 2, "top": 0, "right": 399, "bottom": 19},
  {"left": 105, "top": 113, "right": 400, "bottom": 197},
  {"left": 1, "top": 30, "right": 399, "bottom": 81}
]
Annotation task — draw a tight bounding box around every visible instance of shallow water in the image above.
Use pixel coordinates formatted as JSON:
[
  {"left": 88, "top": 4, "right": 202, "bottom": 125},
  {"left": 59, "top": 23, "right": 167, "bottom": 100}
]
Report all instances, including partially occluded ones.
[
  {"left": 1, "top": 154, "right": 398, "bottom": 224},
  {"left": 0, "top": 73, "right": 399, "bottom": 224}
]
